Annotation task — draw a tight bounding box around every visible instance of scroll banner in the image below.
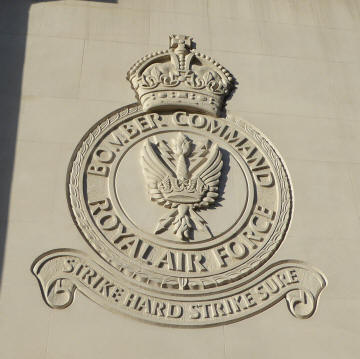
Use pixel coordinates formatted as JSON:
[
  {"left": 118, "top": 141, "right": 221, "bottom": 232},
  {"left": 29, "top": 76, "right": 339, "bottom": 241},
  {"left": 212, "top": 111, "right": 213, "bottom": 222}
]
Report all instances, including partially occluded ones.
[{"left": 32, "top": 249, "right": 327, "bottom": 327}]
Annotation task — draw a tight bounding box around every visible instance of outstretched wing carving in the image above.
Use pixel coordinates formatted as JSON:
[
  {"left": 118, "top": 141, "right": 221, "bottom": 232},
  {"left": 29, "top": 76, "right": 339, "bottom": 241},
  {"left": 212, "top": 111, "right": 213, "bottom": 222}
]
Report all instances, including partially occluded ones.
[
  {"left": 192, "top": 143, "right": 223, "bottom": 208},
  {"left": 141, "top": 135, "right": 224, "bottom": 240},
  {"left": 141, "top": 139, "right": 175, "bottom": 206}
]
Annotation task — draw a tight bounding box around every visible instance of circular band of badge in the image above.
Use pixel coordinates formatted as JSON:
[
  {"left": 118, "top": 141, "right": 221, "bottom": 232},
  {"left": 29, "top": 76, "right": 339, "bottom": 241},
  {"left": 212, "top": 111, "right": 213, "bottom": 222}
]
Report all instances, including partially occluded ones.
[{"left": 67, "top": 105, "right": 293, "bottom": 300}]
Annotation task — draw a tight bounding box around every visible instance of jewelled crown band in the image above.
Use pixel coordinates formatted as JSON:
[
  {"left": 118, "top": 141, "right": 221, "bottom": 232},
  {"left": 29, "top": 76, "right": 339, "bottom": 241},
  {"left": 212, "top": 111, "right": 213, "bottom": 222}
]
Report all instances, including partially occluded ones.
[{"left": 127, "top": 34, "right": 234, "bottom": 116}]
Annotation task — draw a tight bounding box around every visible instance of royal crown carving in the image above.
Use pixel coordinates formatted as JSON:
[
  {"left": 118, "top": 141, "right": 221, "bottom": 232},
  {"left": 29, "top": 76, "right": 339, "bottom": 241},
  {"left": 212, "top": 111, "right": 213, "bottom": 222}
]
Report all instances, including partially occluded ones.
[{"left": 127, "top": 34, "right": 233, "bottom": 116}]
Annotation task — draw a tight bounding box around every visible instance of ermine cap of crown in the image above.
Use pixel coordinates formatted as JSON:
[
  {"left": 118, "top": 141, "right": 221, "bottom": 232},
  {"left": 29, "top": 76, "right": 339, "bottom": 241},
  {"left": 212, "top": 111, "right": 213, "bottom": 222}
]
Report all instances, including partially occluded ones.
[{"left": 127, "top": 34, "right": 234, "bottom": 116}]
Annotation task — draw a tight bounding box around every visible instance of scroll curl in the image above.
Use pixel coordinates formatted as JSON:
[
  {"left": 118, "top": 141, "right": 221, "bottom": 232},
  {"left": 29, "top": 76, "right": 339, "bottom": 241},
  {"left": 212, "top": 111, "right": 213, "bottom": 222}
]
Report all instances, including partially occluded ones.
[{"left": 46, "top": 278, "right": 76, "bottom": 309}]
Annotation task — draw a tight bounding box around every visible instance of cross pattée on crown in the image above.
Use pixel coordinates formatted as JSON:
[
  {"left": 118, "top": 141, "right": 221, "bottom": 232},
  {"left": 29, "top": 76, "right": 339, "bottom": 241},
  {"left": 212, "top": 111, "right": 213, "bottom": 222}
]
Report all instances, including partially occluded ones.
[{"left": 169, "top": 34, "right": 194, "bottom": 71}]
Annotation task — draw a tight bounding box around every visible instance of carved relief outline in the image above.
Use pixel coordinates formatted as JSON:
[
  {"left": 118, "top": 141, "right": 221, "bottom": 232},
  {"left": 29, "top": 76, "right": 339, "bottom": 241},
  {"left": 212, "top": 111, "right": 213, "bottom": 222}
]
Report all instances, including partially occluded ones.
[{"left": 31, "top": 34, "right": 326, "bottom": 327}]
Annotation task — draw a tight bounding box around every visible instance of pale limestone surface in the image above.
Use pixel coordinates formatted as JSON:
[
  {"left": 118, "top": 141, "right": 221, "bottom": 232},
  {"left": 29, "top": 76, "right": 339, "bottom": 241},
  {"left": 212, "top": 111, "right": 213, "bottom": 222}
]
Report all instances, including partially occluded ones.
[{"left": 0, "top": 0, "right": 359, "bottom": 358}]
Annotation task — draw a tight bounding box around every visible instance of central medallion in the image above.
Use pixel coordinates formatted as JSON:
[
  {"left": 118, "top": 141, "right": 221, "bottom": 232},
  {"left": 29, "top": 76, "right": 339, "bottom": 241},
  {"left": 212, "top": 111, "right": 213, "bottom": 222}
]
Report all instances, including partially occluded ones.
[
  {"left": 110, "top": 119, "right": 254, "bottom": 251},
  {"left": 70, "top": 109, "right": 287, "bottom": 282}
]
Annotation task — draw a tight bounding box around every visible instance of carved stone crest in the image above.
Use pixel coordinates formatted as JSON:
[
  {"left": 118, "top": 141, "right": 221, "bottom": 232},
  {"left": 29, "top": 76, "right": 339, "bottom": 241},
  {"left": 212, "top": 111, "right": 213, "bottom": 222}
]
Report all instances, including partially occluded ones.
[
  {"left": 142, "top": 133, "right": 223, "bottom": 240},
  {"left": 32, "top": 35, "right": 327, "bottom": 327}
]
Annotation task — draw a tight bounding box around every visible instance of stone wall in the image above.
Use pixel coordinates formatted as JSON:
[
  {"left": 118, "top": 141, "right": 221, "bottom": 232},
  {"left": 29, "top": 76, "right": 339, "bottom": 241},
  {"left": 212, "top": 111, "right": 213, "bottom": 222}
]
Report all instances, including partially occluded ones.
[{"left": 0, "top": 1, "right": 359, "bottom": 358}]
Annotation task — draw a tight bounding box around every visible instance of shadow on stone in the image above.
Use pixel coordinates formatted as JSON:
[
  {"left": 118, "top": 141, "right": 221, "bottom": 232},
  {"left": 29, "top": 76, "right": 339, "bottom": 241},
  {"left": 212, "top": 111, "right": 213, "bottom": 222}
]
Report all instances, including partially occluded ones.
[{"left": 0, "top": 0, "right": 118, "bottom": 290}]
